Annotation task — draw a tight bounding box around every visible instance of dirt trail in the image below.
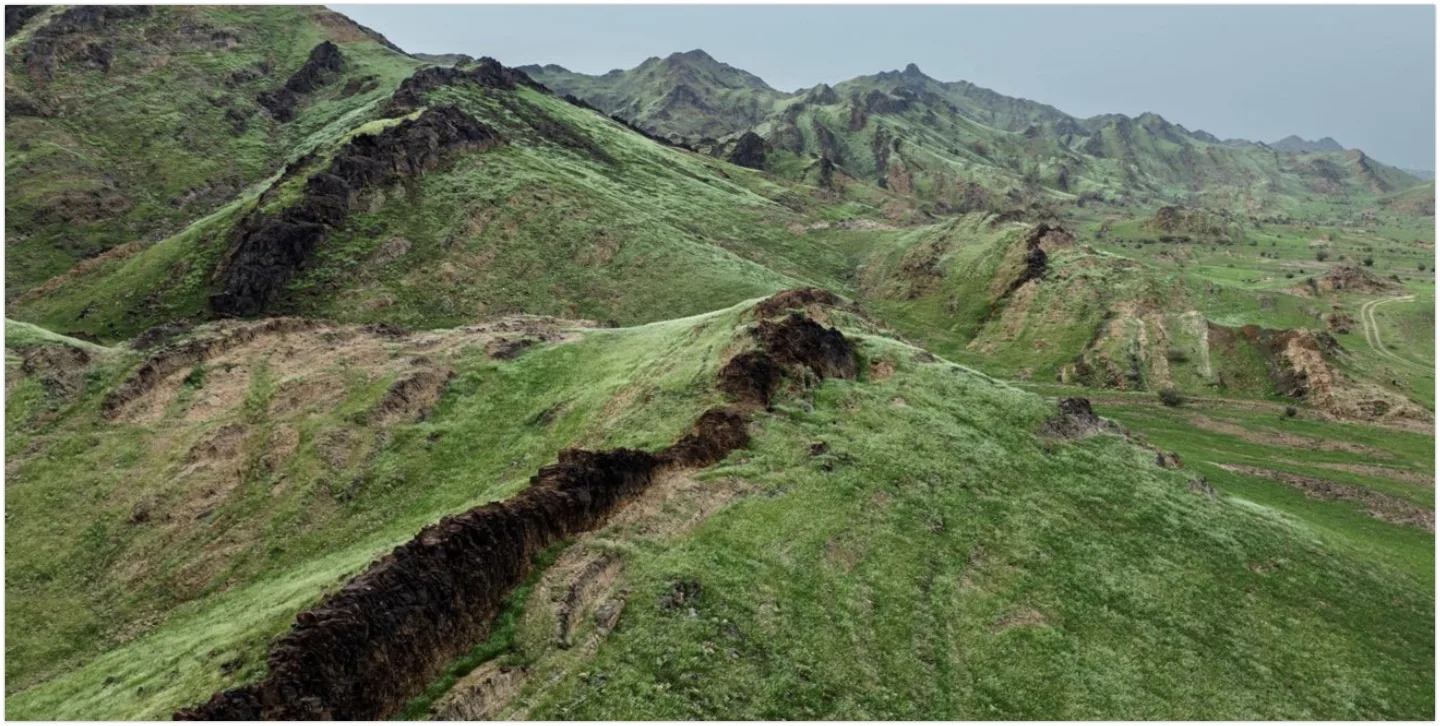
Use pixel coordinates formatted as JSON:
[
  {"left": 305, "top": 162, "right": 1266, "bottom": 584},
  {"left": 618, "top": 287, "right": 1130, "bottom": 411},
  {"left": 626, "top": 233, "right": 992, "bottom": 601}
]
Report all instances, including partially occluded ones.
[{"left": 1360, "top": 295, "right": 1423, "bottom": 369}]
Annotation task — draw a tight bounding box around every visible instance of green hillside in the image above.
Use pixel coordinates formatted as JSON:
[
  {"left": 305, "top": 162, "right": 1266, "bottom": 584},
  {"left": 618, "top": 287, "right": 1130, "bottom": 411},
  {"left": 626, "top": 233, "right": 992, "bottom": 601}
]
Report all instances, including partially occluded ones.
[
  {"left": 6, "top": 296, "right": 1433, "bottom": 720},
  {"left": 3, "top": 5, "right": 1434, "bottom": 722}
]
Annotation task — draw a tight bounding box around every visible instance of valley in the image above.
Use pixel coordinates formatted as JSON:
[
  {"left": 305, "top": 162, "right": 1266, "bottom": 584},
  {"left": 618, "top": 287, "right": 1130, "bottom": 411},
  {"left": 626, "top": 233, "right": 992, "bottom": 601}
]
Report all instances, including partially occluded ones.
[{"left": 3, "top": 4, "right": 1434, "bottom": 721}]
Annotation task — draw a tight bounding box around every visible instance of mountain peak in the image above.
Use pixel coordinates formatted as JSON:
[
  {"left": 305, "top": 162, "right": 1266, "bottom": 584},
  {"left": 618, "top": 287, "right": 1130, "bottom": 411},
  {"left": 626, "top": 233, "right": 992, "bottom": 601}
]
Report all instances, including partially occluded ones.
[
  {"left": 902, "top": 62, "right": 924, "bottom": 76},
  {"left": 1272, "top": 135, "right": 1345, "bottom": 154},
  {"left": 667, "top": 48, "right": 717, "bottom": 64}
]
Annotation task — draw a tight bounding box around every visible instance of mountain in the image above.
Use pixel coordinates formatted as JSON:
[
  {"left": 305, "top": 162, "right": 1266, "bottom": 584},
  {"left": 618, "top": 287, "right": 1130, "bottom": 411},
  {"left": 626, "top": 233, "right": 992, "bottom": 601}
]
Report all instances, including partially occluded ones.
[
  {"left": 520, "top": 50, "right": 788, "bottom": 139},
  {"left": 534, "top": 55, "right": 1423, "bottom": 214},
  {"left": 1271, "top": 134, "right": 1346, "bottom": 153},
  {"left": 4, "top": 7, "right": 1435, "bottom": 722},
  {"left": 1401, "top": 167, "right": 1436, "bottom": 180}
]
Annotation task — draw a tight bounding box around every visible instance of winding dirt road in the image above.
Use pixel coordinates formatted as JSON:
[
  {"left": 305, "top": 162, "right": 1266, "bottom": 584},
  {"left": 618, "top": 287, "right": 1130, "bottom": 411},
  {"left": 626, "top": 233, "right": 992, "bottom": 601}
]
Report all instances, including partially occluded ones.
[{"left": 1359, "top": 295, "right": 1424, "bottom": 368}]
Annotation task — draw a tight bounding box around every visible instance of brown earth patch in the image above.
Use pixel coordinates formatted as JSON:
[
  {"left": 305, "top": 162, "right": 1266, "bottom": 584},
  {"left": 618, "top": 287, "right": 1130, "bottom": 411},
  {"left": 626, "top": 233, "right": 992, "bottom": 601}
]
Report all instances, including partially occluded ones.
[
  {"left": 365, "top": 369, "right": 455, "bottom": 426},
  {"left": 869, "top": 358, "right": 895, "bottom": 381},
  {"left": 1217, "top": 464, "right": 1434, "bottom": 532},
  {"left": 429, "top": 664, "right": 530, "bottom": 721},
  {"left": 1297, "top": 461, "right": 1433, "bottom": 489},
  {"left": 1191, "top": 414, "right": 1391, "bottom": 457},
  {"left": 992, "top": 607, "right": 1049, "bottom": 631}
]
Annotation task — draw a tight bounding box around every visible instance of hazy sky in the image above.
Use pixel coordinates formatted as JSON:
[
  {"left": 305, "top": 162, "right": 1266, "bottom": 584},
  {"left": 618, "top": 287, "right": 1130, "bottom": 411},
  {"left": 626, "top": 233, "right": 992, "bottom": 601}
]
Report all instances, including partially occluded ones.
[{"left": 333, "top": 4, "right": 1436, "bottom": 169}]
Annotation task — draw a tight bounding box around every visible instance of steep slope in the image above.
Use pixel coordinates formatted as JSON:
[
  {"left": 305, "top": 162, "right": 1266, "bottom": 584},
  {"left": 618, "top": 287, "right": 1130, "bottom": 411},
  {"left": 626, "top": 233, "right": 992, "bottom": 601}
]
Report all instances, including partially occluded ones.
[
  {"left": 520, "top": 50, "right": 788, "bottom": 140},
  {"left": 3, "top": 4, "right": 423, "bottom": 298},
  {"left": 6, "top": 295, "right": 1431, "bottom": 719},
  {"left": 7, "top": 37, "right": 909, "bottom": 342}
]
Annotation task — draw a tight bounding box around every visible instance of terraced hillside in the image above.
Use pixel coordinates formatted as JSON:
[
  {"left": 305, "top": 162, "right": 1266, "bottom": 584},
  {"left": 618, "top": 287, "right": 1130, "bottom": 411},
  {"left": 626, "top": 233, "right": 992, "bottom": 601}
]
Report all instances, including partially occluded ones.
[{"left": 4, "top": 5, "right": 1435, "bottom": 722}]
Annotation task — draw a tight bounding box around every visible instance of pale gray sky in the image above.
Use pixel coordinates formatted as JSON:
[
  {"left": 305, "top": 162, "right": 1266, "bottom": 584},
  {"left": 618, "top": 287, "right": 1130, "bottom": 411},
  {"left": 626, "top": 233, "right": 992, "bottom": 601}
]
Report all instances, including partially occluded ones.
[{"left": 333, "top": 4, "right": 1436, "bottom": 170}]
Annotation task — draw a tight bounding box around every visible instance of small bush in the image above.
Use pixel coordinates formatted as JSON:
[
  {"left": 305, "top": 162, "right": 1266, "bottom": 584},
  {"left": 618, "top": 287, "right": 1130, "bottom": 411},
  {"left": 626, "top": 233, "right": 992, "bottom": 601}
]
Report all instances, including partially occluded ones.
[
  {"left": 1315, "top": 250, "right": 1330, "bottom": 262},
  {"left": 1420, "top": 262, "right": 1428, "bottom": 272},
  {"left": 1363, "top": 256, "right": 1374, "bottom": 267},
  {"left": 1283, "top": 406, "right": 1298, "bottom": 419},
  {"left": 1284, "top": 272, "right": 1295, "bottom": 279},
  {"left": 1158, "top": 387, "right": 1185, "bottom": 407},
  {"left": 1165, "top": 347, "right": 1188, "bottom": 363}
]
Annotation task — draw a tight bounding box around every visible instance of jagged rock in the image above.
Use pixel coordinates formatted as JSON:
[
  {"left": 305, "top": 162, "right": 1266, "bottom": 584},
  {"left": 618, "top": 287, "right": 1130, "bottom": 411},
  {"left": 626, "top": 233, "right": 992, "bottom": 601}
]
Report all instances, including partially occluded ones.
[
  {"left": 386, "top": 57, "right": 543, "bottom": 115},
  {"left": 257, "top": 41, "right": 345, "bottom": 122},
  {"left": 210, "top": 106, "right": 502, "bottom": 317},
  {"left": 23, "top": 5, "right": 149, "bottom": 83},
  {"left": 727, "top": 131, "right": 768, "bottom": 170},
  {"left": 5, "top": 5, "right": 44, "bottom": 38}
]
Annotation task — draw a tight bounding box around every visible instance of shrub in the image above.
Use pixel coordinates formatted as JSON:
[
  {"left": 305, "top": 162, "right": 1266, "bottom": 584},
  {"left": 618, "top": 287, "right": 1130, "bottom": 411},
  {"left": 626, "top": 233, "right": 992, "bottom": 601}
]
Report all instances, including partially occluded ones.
[
  {"left": 1283, "top": 406, "right": 1298, "bottom": 419},
  {"left": 1363, "top": 256, "right": 1374, "bottom": 267},
  {"left": 1165, "top": 347, "right": 1188, "bottom": 363},
  {"left": 1420, "top": 262, "right": 1428, "bottom": 272},
  {"left": 1315, "top": 250, "right": 1330, "bottom": 262},
  {"left": 1284, "top": 272, "right": 1295, "bottom": 279},
  {"left": 1158, "top": 387, "right": 1185, "bottom": 407}
]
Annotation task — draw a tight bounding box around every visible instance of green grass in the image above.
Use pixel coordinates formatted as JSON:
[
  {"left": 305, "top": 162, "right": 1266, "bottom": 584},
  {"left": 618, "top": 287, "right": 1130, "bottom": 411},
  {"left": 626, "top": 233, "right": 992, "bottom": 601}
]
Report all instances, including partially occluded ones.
[
  {"left": 505, "top": 334, "right": 1434, "bottom": 719},
  {"left": 5, "top": 302, "right": 746, "bottom": 719}
]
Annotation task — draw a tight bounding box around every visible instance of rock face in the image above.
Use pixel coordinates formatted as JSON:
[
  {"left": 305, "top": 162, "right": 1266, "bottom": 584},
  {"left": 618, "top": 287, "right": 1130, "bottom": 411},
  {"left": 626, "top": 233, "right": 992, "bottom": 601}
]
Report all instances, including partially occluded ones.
[
  {"left": 257, "top": 41, "right": 345, "bottom": 122},
  {"left": 727, "top": 131, "right": 768, "bottom": 170},
  {"left": 210, "top": 106, "right": 501, "bottom": 317}
]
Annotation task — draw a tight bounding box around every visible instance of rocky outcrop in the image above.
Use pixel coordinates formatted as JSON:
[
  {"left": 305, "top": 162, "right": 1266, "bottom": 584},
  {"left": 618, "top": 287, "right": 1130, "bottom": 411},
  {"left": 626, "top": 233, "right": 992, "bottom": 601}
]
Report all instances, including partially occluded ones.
[
  {"left": 257, "top": 41, "right": 345, "bottom": 122},
  {"left": 719, "top": 306, "right": 859, "bottom": 408},
  {"left": 1037, "top": 397, "right": 1119, "bottom": 440},
  {"left": 1298, "top": 263, "right": 1401, "bottom": 296},
  {"left": 5, "top": 5, "right": 44, "bottom": 38},
  {"left": 23, "top": 4, "right": 149, "bottom": 83},
  {"left": 1000, "top": 223, "right": 1071, "bottom": 299},
  {"left": 210, "top": 106, "right": 501, "bottom": 317},
  {"left": 386, "top": 57, "right": 544, "bottom": 114},
  {"left": 727, "top": 131, "right": 768, "bottom": 170}
]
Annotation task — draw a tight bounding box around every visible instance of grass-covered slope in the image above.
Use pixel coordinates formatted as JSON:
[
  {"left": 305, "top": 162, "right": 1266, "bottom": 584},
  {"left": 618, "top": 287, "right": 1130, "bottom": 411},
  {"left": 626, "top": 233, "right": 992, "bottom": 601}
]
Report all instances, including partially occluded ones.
[
  {"left": 3, "top": 4, "right": 423, "bottom": 297},
  {"left": 5, "top": 297, "right": 1432, "bottom": 720},
  {"left": 7, "top": 46, "right": 905, "bottom": 342}
]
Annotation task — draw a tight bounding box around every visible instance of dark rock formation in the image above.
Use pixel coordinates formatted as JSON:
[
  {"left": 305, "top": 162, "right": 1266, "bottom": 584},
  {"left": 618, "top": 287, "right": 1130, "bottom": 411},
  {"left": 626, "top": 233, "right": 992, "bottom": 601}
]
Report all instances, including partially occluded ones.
[
  {"left": 1037, "top": 397, "right": 1117, "bottom": 440},
  {"left": 23, "top": 5, "right": 149, "bottom": 83},
  {"left": 727, "top": 131, "right": 768, "bottom": 170},
  {"left": 386, "top": 57, "right": 543, "bottom": 115},
  {"left": 719, "top": 296, "right": 858, "bottom": 408},
  {"left": 5, "top": 5, "right": 44, "bottom": 38},
  {"left": 210, "top": 106, "right": 501, "bottom": 317},
  {"left": 257, "top": 41, "right": 345, "bottom": 122},
  {"left": 176, "top": 406, "right": 751, "bottom": 720}
]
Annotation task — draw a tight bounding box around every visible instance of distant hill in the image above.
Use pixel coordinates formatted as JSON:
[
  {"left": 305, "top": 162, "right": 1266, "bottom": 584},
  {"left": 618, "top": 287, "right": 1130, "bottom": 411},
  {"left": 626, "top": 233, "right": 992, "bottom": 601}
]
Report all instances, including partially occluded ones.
[
  {"left": 519, "top": 50, "right": 788, "bottom": 139},
  {"left": 521, "top": 52, "right": 1422, "bottom": 213},
  {"left": 1271, "top": 135, "right": 1345, "bottom": 153}
]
